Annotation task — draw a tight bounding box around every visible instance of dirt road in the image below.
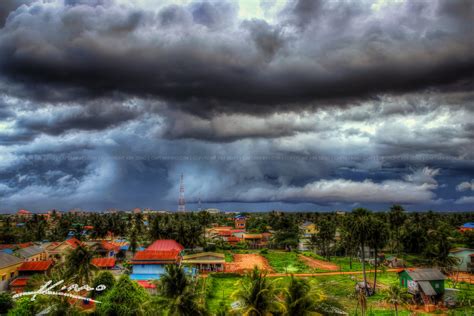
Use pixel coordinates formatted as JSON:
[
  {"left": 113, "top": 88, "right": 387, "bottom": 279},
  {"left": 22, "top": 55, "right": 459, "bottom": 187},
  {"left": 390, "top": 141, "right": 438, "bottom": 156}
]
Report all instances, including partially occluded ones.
[{"left": 298, "top": 254, "right": 339, "bottom": 271}]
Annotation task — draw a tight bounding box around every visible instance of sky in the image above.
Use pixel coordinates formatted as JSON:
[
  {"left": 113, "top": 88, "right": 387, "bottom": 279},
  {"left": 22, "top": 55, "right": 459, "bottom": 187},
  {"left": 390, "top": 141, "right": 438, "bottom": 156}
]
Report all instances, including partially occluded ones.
[{"left": 0, "top": 0, "right": 472, "bottom": 213}]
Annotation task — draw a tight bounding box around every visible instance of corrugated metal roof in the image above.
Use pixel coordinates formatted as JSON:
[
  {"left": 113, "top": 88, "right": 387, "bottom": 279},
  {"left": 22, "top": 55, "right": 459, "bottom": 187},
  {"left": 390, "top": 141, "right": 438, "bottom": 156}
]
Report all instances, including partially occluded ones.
[
  {"left": 0, "top": 253, "right": 23, "bottom": 268},
  {"left": 16, "top": 246, "right": 44, "bottom": 258},
  {"left": 406, "top": 268, "right": 446, "bottom": 281},
  {"left": 418, "top": 281, "right": 437, "bottom": 296}
]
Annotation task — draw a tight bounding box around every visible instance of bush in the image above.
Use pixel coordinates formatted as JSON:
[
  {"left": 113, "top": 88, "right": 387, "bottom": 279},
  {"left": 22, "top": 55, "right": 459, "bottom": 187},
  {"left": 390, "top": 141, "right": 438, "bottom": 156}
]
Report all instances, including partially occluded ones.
[{"left": 260, "top": 248, "right": 269, "bottom": 254}]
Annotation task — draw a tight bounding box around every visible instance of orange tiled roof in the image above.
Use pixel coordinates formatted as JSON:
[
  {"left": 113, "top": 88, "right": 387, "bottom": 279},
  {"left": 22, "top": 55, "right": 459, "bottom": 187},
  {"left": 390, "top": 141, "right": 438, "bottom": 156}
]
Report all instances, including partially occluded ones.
[
  {"left": 227, "top": 237, "right": 241, "bottom": 242},
  {"left": 65, "top": 237, "right": 82, "bottom": 249},
  {"left": 18, "top": 209, "right": 31, "bottom": 215},
  {"left": 18, "top": 260, "right": 53, "bottom": 272},
  {"left": 91, "top": 257, "right": 116, "bottom": 268},
  {"left": 10, "top": 278, "right": 29, "bottom": 287},
  {"left": 133, "top": 250, "right": 180, "bottom": 262},
  {"left": 101, "top": 241, "right": 120, "bottom": 251}
]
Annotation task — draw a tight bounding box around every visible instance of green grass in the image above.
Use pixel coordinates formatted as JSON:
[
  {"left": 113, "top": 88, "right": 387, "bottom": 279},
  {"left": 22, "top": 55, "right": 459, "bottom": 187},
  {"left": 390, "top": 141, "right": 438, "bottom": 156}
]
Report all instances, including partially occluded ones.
[
  {"left": 262, "top": 251, "right": 310, "bottom": 273},
  {"left": 205, "top": 275, "right": 241, "bottom": 314},
  {"left": 204, "top": 272, "right": 474, "bottom": 315}
]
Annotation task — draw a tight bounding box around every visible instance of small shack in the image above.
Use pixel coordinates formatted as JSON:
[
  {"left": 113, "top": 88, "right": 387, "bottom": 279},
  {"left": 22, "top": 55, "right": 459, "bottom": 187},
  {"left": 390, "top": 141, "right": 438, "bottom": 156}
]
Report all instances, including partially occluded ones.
[{"left": 398, "top": 268, "right": 446, "bottom": 306}]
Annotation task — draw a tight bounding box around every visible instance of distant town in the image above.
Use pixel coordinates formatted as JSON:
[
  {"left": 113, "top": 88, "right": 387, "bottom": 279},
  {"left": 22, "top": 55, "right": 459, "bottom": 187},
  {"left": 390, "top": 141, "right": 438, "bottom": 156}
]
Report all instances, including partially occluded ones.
[{"left": 0, "top": 207, "right": 473, "bottom": 315}]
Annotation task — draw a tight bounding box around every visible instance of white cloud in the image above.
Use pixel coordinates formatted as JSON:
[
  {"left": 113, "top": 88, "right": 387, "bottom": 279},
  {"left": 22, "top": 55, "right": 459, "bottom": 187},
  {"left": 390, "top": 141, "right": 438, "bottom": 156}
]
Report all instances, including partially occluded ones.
[
  {"left": 456, "top": 180, "right": 474, "bottom": 192},
  {"left": 455, "top": 196, "right": 474, "bottom": 205}
]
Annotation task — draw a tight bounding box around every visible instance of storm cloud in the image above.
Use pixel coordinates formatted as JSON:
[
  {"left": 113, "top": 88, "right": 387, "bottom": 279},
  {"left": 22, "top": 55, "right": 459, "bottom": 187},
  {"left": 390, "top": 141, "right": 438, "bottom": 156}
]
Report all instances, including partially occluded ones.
[
  {"left": 0, "top": 0, "right": 472, "bottom": 212},
  {"left": 0, "top": 0, "right": 472, "bottom": 114}
]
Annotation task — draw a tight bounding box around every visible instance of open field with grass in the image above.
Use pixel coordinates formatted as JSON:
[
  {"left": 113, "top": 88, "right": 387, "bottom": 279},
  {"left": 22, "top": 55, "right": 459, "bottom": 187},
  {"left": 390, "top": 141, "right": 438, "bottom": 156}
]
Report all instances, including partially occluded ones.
[
  {"left": 261, "top": 250, "right": 310, "bottom": 273},
  {"left": 204, "top": 271, "right": 474, "bottom": 315}
]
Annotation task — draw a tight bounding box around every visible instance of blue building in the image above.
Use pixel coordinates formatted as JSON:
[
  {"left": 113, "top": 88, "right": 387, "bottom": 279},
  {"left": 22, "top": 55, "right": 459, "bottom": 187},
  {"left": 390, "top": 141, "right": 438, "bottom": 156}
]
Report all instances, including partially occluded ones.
[{"left": 130, "top": 240, "right": 184, "bottom": 281}]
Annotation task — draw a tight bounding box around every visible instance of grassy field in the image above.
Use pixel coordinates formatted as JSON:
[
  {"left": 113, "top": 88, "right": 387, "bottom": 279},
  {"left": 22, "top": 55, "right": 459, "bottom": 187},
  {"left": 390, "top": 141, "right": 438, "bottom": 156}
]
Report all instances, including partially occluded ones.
[
  {"left": 204, "top": 271, "right": 474, "bottom": 315},
  {"left": 205, "top": 275, "right": 240, "bottom": 314},
  {"left": 261, "top": 251, "right": 310, "bottom": 273}
]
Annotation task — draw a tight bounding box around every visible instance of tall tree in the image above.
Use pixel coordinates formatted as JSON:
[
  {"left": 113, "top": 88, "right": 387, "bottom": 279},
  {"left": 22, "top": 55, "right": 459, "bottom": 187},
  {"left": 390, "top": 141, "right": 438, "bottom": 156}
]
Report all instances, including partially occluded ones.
[
  {"left": 388, "top": 205, "right": 407, "bottom": 256},
  {"left": 316, "top": 218, "right": 336, "bottom": 261},
  {"left": 64, "top": 244, "right": 96, "bottom": 285},
  {"left": 350, "top": 208, "right": 372, "bottom": 296},
  {"left": 367, "top": 217, "right": 389, "bottom": 294}
]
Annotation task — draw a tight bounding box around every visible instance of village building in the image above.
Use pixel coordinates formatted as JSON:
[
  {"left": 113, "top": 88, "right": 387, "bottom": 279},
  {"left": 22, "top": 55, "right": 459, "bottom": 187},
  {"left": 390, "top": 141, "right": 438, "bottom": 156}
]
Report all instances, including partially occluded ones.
[
  {"left": 17, "top": 209, "right": 32, "bottom": 220},
  {"left": 89, "top": 241, "right": 121, "bottom": 258},
  {"left": 43, "top": 237, "right": 83, "bottom": 261},
  {"left": 398, "top": 268, "right": 446, "bottom": 309},
  {"left": 234, "top": 215, "right": 246, "bottom": 229},
  {"left": 91, "top": 257, "right": 116, "bottom": 270},
  {"left": 181, "top": 252, "right": 225, "bottom": 272},
  {"left": 298, "top": 221, "right": 318, "bottom": 251},
  {"left": 0, "top": 253, "right": 23, "bottom": 291},
  {"left": 10, "top": 260, "right": 54, "bottom": 293},
  {"left": 15, "top": 245, "right": 47, "bottom": 262},
  {"left": 459, "top": 222, "right": 474, "bottom": 233},
  {"left": 449, "top": 248, "right": 474, "bottom": 272},
  {"left": 130, "top": 240, "right": 184, "bottom": 281}
]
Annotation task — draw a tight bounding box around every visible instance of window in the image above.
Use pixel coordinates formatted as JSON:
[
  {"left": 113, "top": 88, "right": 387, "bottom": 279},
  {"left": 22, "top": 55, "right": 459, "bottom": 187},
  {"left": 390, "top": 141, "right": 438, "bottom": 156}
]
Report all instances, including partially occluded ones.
[
  {"left": 10, "top": 272, "right": 14, "bottom": 279},
  {"left": 1, "top": 275, "right": 5, "bottom": 281},
  {"left": 435, "top": 283, "right": 439, "bottom": 288}
]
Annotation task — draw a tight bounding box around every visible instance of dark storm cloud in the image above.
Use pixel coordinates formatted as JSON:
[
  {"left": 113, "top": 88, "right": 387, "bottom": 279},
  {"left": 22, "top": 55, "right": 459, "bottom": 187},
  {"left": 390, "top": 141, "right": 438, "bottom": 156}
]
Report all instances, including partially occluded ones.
[
  {"left": 14, "top": 102, "right": 140, "bottom": 136},
  {"left": 0, "top": 0, "right": 33, "bottom": 27},
  {"left": 0, "top": 0, "right": 472, "bottom": 115}
]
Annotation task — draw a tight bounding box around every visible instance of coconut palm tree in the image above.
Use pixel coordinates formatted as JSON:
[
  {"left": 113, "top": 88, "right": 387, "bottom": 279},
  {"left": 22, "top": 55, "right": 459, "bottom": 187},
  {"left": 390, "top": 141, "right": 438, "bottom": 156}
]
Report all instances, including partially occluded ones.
[
  {"left": 384, "top": 285, "right": 410, "bottom": 316},
  {"left": 159, "top": 264, "right": 189, "bottom": 299},
  {"left": 64, "top": 243, "right": 96, "bottom": 285},
  {"left": 283, "top": 276, "right": 320, "bottom": 316},
  {"left": 232, "top": 266, "right": 281, "bottom": 316},
  {"left": 350, "top": 208, "right": 372, "bottom": 296},
  {"left": 367, "top": 217, "right": 389, "bottom": 294},
  {"left": 155, "top": 265, "right": 206, "bottom": 316}
]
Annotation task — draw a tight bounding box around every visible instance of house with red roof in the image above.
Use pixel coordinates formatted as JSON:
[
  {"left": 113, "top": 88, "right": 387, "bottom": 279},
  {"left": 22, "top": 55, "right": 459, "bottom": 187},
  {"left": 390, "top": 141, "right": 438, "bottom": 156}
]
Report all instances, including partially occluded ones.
[
  {"left": 13, "top": 259, "right": 54, "bottom": 292},
  {"left": 8, "top": 259, "right": 54, "bottom": 293},
  {"left": 91, "top": 257, "right": 116, "bottom": 270},
  {"left": 130, "top": 240, "right": 184, "bottom": 281},
  {"left": 44, "top": 237, "right": 84, "bottom": 261},
  {"left": 90, "top": 241, "right": 120, "bottom": 258}
]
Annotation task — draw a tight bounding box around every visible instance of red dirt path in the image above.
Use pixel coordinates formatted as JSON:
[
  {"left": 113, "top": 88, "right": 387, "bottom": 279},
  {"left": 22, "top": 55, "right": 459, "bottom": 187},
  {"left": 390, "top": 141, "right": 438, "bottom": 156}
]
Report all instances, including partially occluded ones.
[
  {"left": 225, "top": 254, "right": 273, "bottom": 273},
  {"left": 298, "top": 254, "right": 339, "bottom": 271}
]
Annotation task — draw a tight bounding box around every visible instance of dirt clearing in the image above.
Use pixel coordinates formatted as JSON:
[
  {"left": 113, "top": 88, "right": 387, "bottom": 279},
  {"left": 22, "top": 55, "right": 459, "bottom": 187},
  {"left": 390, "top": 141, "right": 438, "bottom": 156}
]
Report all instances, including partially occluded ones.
[{"left": 225, "top": 254, "right": 273, "bottom": 273}]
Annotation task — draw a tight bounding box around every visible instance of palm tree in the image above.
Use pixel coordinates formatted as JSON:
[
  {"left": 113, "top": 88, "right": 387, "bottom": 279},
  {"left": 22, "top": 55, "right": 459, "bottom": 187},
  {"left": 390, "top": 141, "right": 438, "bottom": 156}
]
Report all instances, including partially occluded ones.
[
  {"left": 156, "top": 265, "right": 206, "bottom": 316},
  {"left": 232, "top": 266, "right": 281, "bottom": 316},
  {"left": 388, "top": 205, "right": 406, "bottom": 255},
  {"left": 160, "top": 288, "right": 207, "bottom": 316},
  {"left": 384, "top": 285, "right": 410, "bottom": 316},
  {"left": 159, "top": 264, "right": 189, "bottom": 299},
  {"left": 283, "top": 276, "right": 319, "bottom": 316},
  {"left": 350, "top": 208, "right": 372, "bottom": 296},
  {"left": 367, "top": 217, "right": 389, "bottom": 294},
  {"left": 64, "top": 243, "right": 96, "bottom": 285}
]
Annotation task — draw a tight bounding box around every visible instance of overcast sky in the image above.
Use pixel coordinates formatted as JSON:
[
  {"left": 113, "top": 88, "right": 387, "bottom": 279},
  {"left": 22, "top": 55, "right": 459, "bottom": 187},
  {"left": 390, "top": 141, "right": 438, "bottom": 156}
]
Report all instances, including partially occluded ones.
[{"left": 0, "top": 0, "right": 473, "bottom": 212}]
